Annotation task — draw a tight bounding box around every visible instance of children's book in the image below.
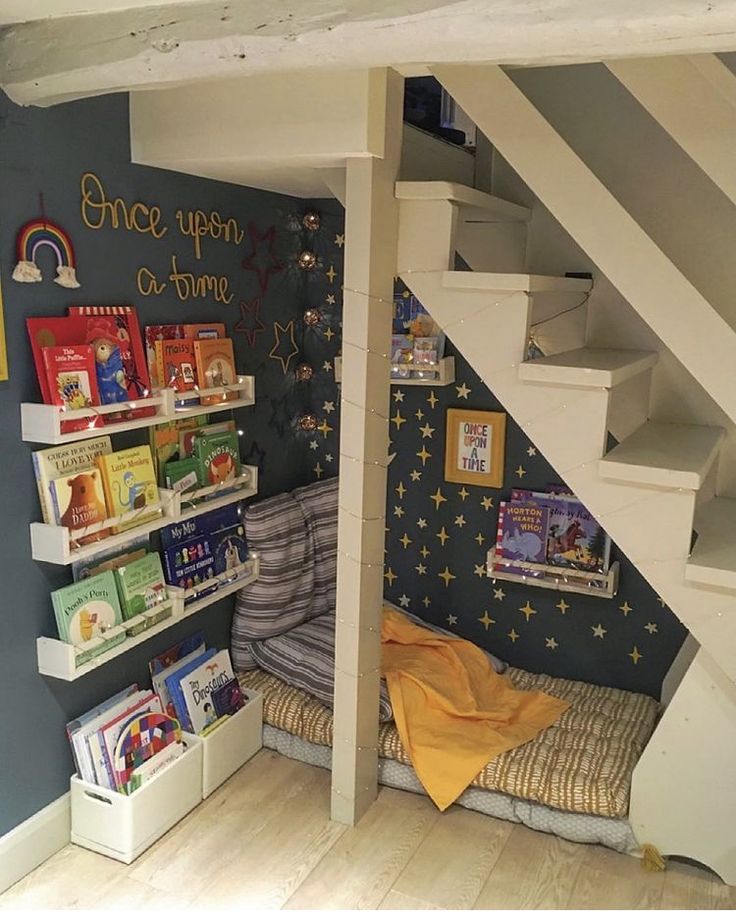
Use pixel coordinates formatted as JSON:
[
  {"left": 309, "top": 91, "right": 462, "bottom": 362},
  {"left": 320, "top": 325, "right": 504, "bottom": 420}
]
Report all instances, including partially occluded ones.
[
  {"left": 95, "top": 692, "right": 162, "bottom": 790},
  {"left": 42, "top": 344, "right": 102, "bottom": 433},
  {"left": 121, "top": 739, "right": 184, "bottom": 795},
  {"left": 50, "top": 468, "right": 110, "bottom": 545},
  {"left": 149, "top": 415, "right": 208, "bottom": 485},
  {"left": 144, "top": 324, "right": 185, "bottom": 389},
  {"left": 164, "top": 456, "right": 200, "bottom": 493},
  {"left": 113, "top": 711, "right": 181, "bottom": 792},
  {"left": 51, "top": 570, "right": 124, "bottom": 660},
  {"left": 193, "top": 430, "right": 241, "bottom": 488},
  {"left": 182, "top": 322, "right": 225, "bottom": 340},
  {"left": 180, "top": 649, "right": 236, "bottom": 734},
  {"left": 162, "top": 534, "right": 217, "bottom": 596},
  {"left": 494, "top": 501, "right": 550, "bottom": 578},
  {"left": 26, "top": 314, "right": 89, "bottom": 404},
  {"left": 66, "top": 684, "right": 139, "bottom": 784},
  {"left": 164, "top": 647, "right": 217, "bottom": 732},
  {"left": 155, "top": 339, "right": 199, "bottom": 404},
  {"left": 390, "top": 333, "right": 414, "bottom": 378},
  {"left": 72, "top": 534, "right": 149, "bottom": 582},
  {"left": 212, "top": 677, "right": 245, "bottom": 719},
  {"left": 149, "top": 632, "right": 207, "bottom": 716},
  {"left": 114, "top": 552, "right": 167, "bottom": 623},
  {"left": 208, "top": 505, "right": 249, "bottom": 576},
  {"left": 33, "top": 437, "right": 112, "bottom": 525},
  {"left": 97, "top": 445, "right": 159, "bottom": 532},
  {"left": 179, "top": 419, "right": 235, "bottom": 459},
  {"left": 193, "top": 338, "right": 238, "bottom": 403}
]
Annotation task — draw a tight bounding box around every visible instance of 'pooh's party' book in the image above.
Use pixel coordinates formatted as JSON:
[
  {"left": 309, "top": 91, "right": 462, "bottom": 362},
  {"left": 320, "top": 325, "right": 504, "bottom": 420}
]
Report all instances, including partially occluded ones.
[
  {"left": 51, "top": 570, "right": 124, "bottom": 663},
  {"left": 97, "top": 445, "right": 159, "bottom": 532}
]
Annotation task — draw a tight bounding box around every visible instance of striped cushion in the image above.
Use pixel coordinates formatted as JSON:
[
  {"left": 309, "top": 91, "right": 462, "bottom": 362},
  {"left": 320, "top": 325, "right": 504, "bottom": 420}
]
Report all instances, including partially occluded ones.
[{"left": 292, "top": 477, "right": 338, "bottom": 620}]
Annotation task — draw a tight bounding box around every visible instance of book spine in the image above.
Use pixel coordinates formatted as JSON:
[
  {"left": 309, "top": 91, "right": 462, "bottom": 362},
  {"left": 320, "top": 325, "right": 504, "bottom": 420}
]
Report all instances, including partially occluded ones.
[
  {"left": 494, "top": 503, "right": 507, "bottom": 561},
  {"left": 32, "top": 451, "right": 51, "bottom": 525}
]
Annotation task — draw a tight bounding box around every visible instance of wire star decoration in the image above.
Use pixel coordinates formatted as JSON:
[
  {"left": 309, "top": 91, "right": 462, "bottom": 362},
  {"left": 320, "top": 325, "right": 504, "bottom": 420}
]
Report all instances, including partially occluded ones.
[
  {"left": 242, "top": 223, "right": 283, "bottom": 292},
  {"left": 234, "top": 297, "right": 266, "bottom": 347},
  {"left": 268, "top": 320, "right": 300, "bottom": 374}
]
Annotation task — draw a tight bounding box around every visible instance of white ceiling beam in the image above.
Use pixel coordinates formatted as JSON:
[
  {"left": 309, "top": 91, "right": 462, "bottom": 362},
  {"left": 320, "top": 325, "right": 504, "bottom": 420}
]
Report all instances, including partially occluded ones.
[{"left": 6, "top": 0, "right": 736, "bottom": 106}]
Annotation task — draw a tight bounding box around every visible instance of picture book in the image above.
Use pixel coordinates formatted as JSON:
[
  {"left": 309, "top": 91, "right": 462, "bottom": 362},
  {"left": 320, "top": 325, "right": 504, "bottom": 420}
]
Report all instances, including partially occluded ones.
[
  {"left": 161, "top": 504, "right": 248, "bottom": 579},
  {"left": 144, "top": 324, "right": 184, "bottom": 389},
  {"left": 113, "top": 711, "right": 181, "bottom": 792},
  {"left": 149, "top": 415, "right": 208, "bottom": 484},
  {"left": 76, "top": 689, "right": 151, "bottom": 787},
  {"left": 26, "top": 314, "right": 89, "bottom": 404},
  {"left": 193, "top": 338, "right": 238, "bottom": 403},
  {"left": 51, "top": 570, "right": 124, "bottom": 658},
  {"left": 72, "top": 534, "right": 149, "bottom": 582},
  {"left": 155, "top": 338, "right": 199, "bottom": 403},
  {"left": 212, "top": 677, "right": 245, "bottom": 719},
  {"left": 66, "top": 684, "right": 139, "bottom": 784},
  {"left": 154, "top": 645, "right": 209, "bottom": 717},
  {"left": 193, "top": 430, "right": 241, "bottom": 488},
  {"left": 114, "top": 552, "right": 167, "bottom": 620},
  {"left": 390, "top": 334, "right": 414, "bottom": 378},
  {"left": 50, "top": 468, "right": 110, "bottom": 545},
  {"left": 121, "top": 739, "right": 184, "bottom": 795},
  {"left": 33, "top": 436, "right": 112, "bottom": 525},
  {"left": 182, "top": 322, "right": 225, "bottom": 340},
  {"left": 162, "top": 533, "right": 217, "bottom": 596},
  {"left": 97, "top": 445, "right": 159, "bottom": 532},
  {"left": 164, "top": 456, "right": 200, "bottom": 493},
  {"left": 494, "top": 501, "right": 550, "bottom": 578},
  {"left": 68, "top": 306, "right": 153, "bottom": 417},
  {"left": 149, "top": 632, "right": 207, "bottom": 716},
  {"left": 179, "top": 419, "right": 235, "bottom": 458},
  {"left": 96, "top": 692, "right": 162, "bottom": 790},
  {"left": 164, "top": 647, "right": 217, "bottom": 732},
  {"left": 42, "top": 344, "right": 102, "bottom": 433},
  {"left": 180, "top": 648, "right": 235, "bottom": 734}
]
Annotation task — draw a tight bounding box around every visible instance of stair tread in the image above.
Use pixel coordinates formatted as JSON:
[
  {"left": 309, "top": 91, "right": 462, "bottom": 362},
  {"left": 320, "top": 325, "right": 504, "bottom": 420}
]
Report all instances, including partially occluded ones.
[
  {"left": 686, "top": 497, "right": 736, "bottom": 589},
  {"left": 519, "top": 347, "right": 658, "bottom": 388},
  {"left": 599, "top": 421, "right": 724, "bottom": 490},
  {"left": 442, "top": 270, "right": 592, "bottom": 293},
  {"left": 395, "top": 181, "right": 531, "bottom": 221}
]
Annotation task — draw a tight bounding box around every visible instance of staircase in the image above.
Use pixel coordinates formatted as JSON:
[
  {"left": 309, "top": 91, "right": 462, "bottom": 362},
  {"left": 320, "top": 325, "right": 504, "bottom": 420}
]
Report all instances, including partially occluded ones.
[{"left": 395, "top": 179, "right": 736, "bottom": 883}]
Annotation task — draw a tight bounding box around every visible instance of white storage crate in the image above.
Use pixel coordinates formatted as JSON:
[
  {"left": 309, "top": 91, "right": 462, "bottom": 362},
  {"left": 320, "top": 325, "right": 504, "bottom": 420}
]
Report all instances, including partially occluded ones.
[
  {"left": 185, "top": 689, "right": 263, "bottom": 798},
  {"left": 70, "top": 737, "right": 203, "bottom": 864}
]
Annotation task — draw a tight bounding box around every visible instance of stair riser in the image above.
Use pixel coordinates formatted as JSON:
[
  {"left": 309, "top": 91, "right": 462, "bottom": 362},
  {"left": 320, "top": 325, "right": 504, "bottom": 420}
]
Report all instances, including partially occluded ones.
[
  {"left": 397, "top": 199, "right": 457, "bottom": 274},
  {"left": 456, "top": 220, "right": 527, "bottom": 273}
]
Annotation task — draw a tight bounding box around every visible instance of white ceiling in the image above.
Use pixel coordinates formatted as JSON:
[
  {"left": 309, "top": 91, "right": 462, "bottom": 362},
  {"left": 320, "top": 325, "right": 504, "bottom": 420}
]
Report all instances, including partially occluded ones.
[{"left": 0, "top": 0, "right": 199, "bottom": 27}]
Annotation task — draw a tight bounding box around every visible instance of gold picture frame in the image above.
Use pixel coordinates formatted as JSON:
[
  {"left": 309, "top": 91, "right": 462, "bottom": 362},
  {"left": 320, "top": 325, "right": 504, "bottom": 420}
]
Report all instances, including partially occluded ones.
[{"left": 444, "top": 408, "right": 506, "bottom": 487}]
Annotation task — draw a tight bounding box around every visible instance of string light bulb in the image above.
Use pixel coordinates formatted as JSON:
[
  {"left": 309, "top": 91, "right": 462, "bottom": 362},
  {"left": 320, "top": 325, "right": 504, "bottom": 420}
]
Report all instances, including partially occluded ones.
[
  {"left": 298, "top": 250, "right": 317, "bottom": 271},
  {"left": 303, "top": 308, "right": 322, "bottom": 326},
  {"left": 302, "top": 210, "right": 321, "bottom": 232},
  {"left": 297, "top": 413, "right": 318, "bottom": 432},
  {"left": 295, "top": 362, "right": 314, "bottom": 382}
]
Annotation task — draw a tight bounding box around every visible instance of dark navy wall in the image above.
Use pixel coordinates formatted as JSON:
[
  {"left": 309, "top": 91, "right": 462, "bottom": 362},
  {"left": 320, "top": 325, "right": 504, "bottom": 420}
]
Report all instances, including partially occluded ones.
[
  {"left": 305, "top": 206, "right": 688, "bottom": 700},
  {"left": 0, "top": 91, "right": 314, "bottom": 835}
]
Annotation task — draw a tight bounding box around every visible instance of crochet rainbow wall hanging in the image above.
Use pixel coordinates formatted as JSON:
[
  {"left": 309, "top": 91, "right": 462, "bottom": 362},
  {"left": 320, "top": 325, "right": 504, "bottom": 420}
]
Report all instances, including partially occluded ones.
[{"left": 12, "top": 218, "right": 81, "bottom": 289}]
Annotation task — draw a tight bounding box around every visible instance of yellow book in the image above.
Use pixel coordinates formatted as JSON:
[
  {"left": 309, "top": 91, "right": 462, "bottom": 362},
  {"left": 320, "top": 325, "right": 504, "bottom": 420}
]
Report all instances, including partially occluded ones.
[{"left": 97, "top": 445, "right": 160, "bottom": 533}]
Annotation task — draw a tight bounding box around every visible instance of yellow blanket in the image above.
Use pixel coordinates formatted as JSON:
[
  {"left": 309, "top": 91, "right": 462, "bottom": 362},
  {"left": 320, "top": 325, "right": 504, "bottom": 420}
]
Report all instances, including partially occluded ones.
[{"left": 381, "top": 607, "right": 570, "bottom": 811}]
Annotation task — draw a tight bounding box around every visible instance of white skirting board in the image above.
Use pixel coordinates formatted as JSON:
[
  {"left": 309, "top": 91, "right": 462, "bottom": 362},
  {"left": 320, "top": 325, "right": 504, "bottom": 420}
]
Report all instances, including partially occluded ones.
[{"left": 0, "top": 793, "right": 71, "bottom": 894}]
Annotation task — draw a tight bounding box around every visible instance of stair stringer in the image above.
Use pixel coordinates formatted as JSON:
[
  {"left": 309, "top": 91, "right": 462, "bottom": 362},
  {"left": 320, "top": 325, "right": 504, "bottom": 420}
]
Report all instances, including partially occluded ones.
[{"left": 403, "top": 270, "right": 736, "bottom": 882}]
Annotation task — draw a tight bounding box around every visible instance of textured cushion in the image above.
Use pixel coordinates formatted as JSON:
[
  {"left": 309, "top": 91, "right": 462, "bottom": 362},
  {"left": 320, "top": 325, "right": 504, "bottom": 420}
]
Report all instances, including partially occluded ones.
[
  {"left": 292, "top": 477, "right": 338, "bottom": 620},
  {"left": 239, "top": 666, "right": 659, "bottom": 819},
  {"left": 249, "top": 612, "right": 394, "bottom": 722}
]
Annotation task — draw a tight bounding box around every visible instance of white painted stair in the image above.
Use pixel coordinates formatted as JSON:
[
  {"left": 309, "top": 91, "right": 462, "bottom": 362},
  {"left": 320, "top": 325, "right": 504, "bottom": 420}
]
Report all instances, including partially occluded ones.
[
  {"left": 519, "top": 348, "right": 658, "bottom": 388},
  {"left": 686, "top": 497, "right": 736, "bottom": 591}
]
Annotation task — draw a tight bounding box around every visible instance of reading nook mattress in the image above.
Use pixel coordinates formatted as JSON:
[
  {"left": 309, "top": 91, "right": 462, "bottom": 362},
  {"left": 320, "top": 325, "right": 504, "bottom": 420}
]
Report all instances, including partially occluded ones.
[{"left": 238, "top": 667, "right": 659, "bottom": 820}]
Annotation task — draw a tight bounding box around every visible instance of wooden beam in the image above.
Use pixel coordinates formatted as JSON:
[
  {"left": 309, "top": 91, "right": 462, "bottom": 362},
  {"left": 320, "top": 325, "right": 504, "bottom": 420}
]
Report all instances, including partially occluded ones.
[
  {"left": 607, "top": 54, "right": 736, "bottom": 207},
  {"left": 331, "top": 68, "right": 402, "bottom": 826}
]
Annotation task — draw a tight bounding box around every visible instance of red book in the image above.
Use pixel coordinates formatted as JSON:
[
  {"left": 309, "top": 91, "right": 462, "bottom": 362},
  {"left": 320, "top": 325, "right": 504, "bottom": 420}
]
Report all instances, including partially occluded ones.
[
  {"left": 144, "top": 324, "right": 185, "bottom": 389},
  {"left": 27, "top": 316, "right": 89, "bottom": 403},
  {"left": 42, "top": 344, "right": 103, "bottom": 433},
  {"left": 155, "top": 339, "right": 199, "bottom": 403}
]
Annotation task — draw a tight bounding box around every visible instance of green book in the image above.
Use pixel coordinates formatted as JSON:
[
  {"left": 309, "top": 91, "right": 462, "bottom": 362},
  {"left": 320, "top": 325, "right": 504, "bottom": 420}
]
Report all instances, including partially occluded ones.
[
  {"left": 164, "top": 456, "right": 200, "bottom": 493},
  {"left": 114, "top": 553, "right": 168, "bottom": 632},
  {"left": 193, "top": 430, "right": 241, "bottom": 488},
  {"left": 51, "top": 570, "right": 124, "bottom": 662}
]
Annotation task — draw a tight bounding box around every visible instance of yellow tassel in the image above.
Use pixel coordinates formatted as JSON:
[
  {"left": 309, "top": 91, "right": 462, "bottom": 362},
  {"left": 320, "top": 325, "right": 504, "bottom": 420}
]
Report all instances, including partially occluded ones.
[{"left": 641, "top": 843, "right": 666, "bottom": 872}]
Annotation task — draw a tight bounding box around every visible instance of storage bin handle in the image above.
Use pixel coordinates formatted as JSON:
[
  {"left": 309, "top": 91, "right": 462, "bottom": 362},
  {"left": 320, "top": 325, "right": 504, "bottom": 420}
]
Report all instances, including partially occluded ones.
[{"left": 82, "top": 789, "right": 113, "bottom": 806}]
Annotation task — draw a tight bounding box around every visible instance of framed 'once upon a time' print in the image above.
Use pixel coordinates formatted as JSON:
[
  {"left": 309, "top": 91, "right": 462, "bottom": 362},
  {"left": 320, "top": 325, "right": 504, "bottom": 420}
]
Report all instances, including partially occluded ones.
[{"left": 444, "top": 408, "right": 506, "bottom": 487}]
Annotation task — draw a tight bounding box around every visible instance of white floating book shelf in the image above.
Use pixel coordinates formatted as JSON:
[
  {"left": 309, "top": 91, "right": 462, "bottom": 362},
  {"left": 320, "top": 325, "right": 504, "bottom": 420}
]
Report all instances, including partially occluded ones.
[
  {"left": 30, "top": 467, "right": 258, "bottom": 566},
  {"left": 334, "top": 356, "right": 455, "bottom": 387},
  {"left": 21, "top": 376, "right": 255, "bottom": 445},
  {"left": 37, "top": 555, "right": 260, "bottom": 681},
  {"left": 486, "top": 548, "right": 619, "bottom": 599}
]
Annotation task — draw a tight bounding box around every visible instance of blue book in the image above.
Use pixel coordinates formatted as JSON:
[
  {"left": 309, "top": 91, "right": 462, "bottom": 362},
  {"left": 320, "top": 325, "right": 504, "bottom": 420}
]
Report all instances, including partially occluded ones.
[{"left": 164, "top": 647, "right": 216, "bottom": 731}]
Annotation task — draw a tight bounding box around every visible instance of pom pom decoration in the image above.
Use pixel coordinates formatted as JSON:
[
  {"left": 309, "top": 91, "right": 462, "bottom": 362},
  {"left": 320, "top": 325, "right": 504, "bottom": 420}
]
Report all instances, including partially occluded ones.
[
  {"left": 297, "top": 414, "right": 318, "bottom": 432},
  {"left": 302, "top": 210, "right": 321, "bottom": 232},
  {"left": 295, "top": 362, "right": 314, "bottom": 382},
  {"left": 303, "top": 308, "right": 322, "bottom": 327},
  {"left": 12, "top": 217, "right": 81, "bottom": 288},
  {"left": 298, "top": 250, "right": 317, "bottom": 271}
]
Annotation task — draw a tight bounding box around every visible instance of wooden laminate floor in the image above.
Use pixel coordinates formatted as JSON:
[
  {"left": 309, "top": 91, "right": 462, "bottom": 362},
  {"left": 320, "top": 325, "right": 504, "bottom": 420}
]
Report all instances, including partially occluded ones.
[{"left": 2, "top": 750, "right": 733, "bottom": 911}]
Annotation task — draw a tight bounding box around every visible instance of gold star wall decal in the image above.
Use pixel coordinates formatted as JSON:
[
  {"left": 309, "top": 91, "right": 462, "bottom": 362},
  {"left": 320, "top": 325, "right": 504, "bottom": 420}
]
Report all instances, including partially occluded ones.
[
  {"left": 545, "top": 637, "right": 559, "bottom": 650},
  {"left": 334, "top": 233, "right": 345, "bottom": 248},
  {"left": 420, "top": 545, "right": 430, "bottom": 558},
  {"left": 475, "top": 532, "right": 485, "bottom": 546},
  {"left": 527, "top": 446, "right": 537, "bottom": 456},
  {"left": 314, "top": 462, "right": 323, "bottom": 478},
  {"left": 323, "top": 360, "right": 333, "bottom": 372},
  {"left": 415, "top": 408, "right": 424, "bottom": 420},
  {"left": 399, "top": 533, "right": 412, "bottom": 549},
  {"left": 629, "top": 646, "right": 643, "bottom": 664},
  {"left": 446, "top": 614, "right": 458, "bottom": 626},
  {"left": 384, "top": 568, "right": 397, "bottom": 585},
  {"left": 481, "top": 496, "right": 494, "bottom": 511},
  {"left": 479, "top": 611, "right": 496, "bottom": 630},
  {"left": 430, "top": 488, "right": 446, "bottom": 509},
  {"left": 473, "top": 563, "right": 486, "bottom": 578},
  {"left": 458, "top": 487, "right": 469, "bottom": 501},
  {"left": 323, "top": 401, "right": 335, "bottom": 414},
  {"left": 592, "top": 624, "right": 607, "bottom": 638},
  {"left": 454, "top": 514, "right": 466, "bottom": 527},
  {"left": 515, "top": 465, "right": 527, "bottom": 478},
  {"left": 508, "top": 628, "right": 519, "bottom": 643},
  {"left": 326, "top": 265, "right": 337, "bottom": 283},
  {"left": 326, "top": 293, "right": 336, "bottom": 305},
  {"left": 393, "top": 505, "right": 404, "bottom": 518},
  {"left": 268, "top": 320, "right": 300, "bottom": 374},
  {"left": 410, "top": 469, "right": 422, "bottom": 482},
  {"left": 644, "top": 622, "right": 658, "bottom": 634},
  {"left": 325, "top": 454, "right": 333, "bottom": 463},
  {"left": 493, "top": 587, "right": 506, "bottom": 601},
  {"left": 309, "top": 440, "right": 319, "bottom": 451},
  {"left": 427, "top": 391, "right": 438, "bottom": 409},
  {"left": 436, "top": 526, "right": 450, "bottom": 546},
  {"left": 456, "top": 383, "right": 471, "bottom": 399},
  {"left": 438, "top": 566, "right": 456, "bottom": 587},
  {"left": 619, "top": 601, "right": 633, "bottom": 616},
  {"left": 391, "top": 410, "right": 406, "bottom": 430},
  {"left": 398, "top": 594, "right": 410, "bottom": 608},
  {"left": 324, "top": 327, "right": 335, "bottom": 341},
  {"left": 419, "top": 422, "right": 435, "bottom": 439},
  {"left": 556, "top": 598, "right": 570, "bottom": 614},
  {"left": 519, "top": 600, "right": 537, "bottom": 622},
  {"left": 417, "top": 517, "right": 428, "bottom": 529},
  {"left": 416, "top": 446, "right": 431, "bottom": 466},
  {"left": 396, "top": 482, "right": 406, "bottom": 498},
  {"left": 317, "top": 419, "right": 333, "bottom": 439},
  {"left": 393, "top": 390, "right": 405, "bottom": 403},
  {"left": 415, "top": 563, "right": 427, "bottom": 575},
  {"left": 422, "top": 596, "right": 431, "bottom": 607}
]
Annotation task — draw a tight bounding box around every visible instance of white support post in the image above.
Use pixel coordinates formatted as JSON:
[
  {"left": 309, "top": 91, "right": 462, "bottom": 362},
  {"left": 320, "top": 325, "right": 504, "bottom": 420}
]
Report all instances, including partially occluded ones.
[{"left": 331, "top": 68, "right": 403, "bottom": 826}]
